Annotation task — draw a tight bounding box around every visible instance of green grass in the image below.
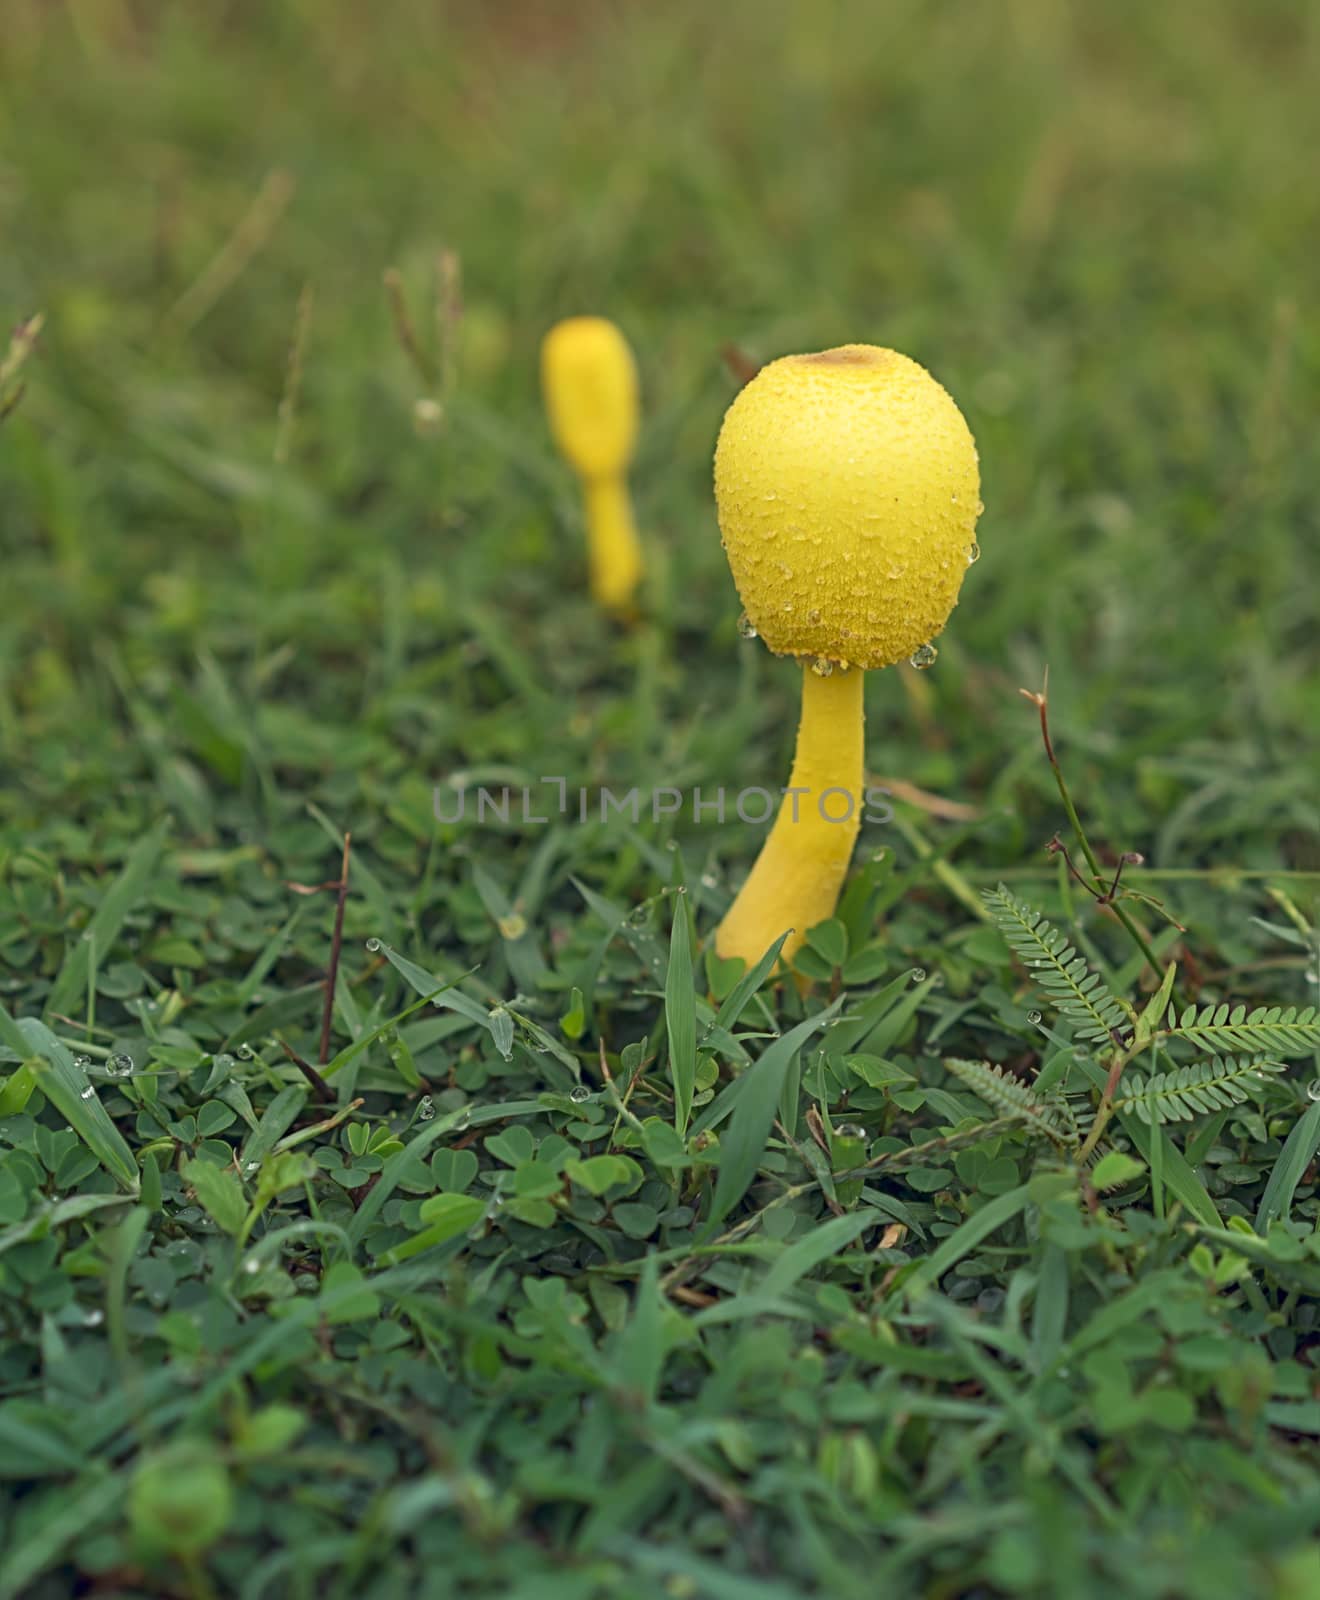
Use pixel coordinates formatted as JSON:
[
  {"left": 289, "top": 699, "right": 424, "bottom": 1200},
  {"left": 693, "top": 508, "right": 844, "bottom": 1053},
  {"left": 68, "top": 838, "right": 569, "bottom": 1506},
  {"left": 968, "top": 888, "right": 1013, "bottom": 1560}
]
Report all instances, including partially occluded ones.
[{"left": 2, "top": 2, "right": 1320, "bottom": 1595}]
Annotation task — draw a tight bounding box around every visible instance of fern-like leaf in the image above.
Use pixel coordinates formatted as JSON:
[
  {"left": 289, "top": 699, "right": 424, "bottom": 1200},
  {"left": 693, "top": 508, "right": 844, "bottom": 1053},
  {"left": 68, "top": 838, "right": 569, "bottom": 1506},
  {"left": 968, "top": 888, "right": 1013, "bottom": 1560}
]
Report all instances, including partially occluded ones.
[
  {"left": 1160, "top": 1003, "right": 1320, "bottom": 1059},
  {"left": 1115, "top": 1055, "right": 1286, "bottom": 1124},
  {"left": 944, "top": 1057, "right": 1076, "bottom": 1143},
  {"left": 983, "top": 885, "right": 1130, "bottom": 1045}
]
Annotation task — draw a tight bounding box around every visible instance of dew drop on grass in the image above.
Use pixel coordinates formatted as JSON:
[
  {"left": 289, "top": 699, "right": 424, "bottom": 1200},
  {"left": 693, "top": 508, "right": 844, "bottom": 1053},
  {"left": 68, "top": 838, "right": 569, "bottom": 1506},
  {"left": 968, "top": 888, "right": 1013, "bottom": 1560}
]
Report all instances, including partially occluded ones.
[
  {"left": 569, "top": 1085, "right": 593, "bottom": 1104},
  {"left": 910, "top": 968, "right": 927, "bottom": 983},
  {"left": 84, "top": 1309, "right": 104, "bottom": 1328},
  {"left": 1307, "top": 1080, "right": 1320, "bottom": 1102},
  {"left": 73, "top": 1054, "right": 91, "bottom": 1069},
  {"left": 418, "top": 1096, "right": 435, "bottom": 1122},
  {"left": 736, "top": 612, "right": 758, "bottom": 640},
  {"left": 834, "top": 1123, "right": 866, "bottom": 1140},
  {"left": 107, "top": 1053, "right": 134, "bottom": 1079},
  {"left": 243, "top": 1257, "right": 261, "bottom": 1276},
  {"left": 236, "top": 1043, "right": 255, "bottom": 1061},
  {"left": 79, "top": 1086, "right": 96, "bottom": 1100},
  {"left": 1027, "top": 1010, "right": 1043, "bottom": 1026},
  {"left": 910, "top": 642, "right": 939, "bottom": 670},
  {"left": 214, "top": 1053, "right": 236, "bottom": 1071}
]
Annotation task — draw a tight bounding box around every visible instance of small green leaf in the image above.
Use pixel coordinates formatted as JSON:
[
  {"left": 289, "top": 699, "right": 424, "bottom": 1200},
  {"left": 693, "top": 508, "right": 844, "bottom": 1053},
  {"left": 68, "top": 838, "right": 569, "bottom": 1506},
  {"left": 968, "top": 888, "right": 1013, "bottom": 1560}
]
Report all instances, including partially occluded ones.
[
  {"left": 565, "top": 1155, "right": 631, "bottom": 1195},
  {"left": 130, "top": 1443, "right": 232, "bottom": 1557},
  {"left": 1091, "top": 1151, "right": 1146, "bottom": 1191},
  {"left": 234, "top": 1405, "right": 307, "bottom": 1459},
  {"left": 559, "top": 987, "right": 586, "bottom": 1040},
  {"left": 319, "top": 1262, "right": 381, "bottom": 1324},
  {"left": 805, "top": 918, "right": 849, "bottom": 971},
  {"left": 1134, "top": 961, "right": 1178, "bottom": 1047},
  {"left": 181, "top": 1157, "right": 247, "bottom": 1237},
  {"left": 418, "top": 1192, "right": 486, "bottom": 1234},
  {"left": 640, "top": 1118, "right": 689, "bottom": 1169}
]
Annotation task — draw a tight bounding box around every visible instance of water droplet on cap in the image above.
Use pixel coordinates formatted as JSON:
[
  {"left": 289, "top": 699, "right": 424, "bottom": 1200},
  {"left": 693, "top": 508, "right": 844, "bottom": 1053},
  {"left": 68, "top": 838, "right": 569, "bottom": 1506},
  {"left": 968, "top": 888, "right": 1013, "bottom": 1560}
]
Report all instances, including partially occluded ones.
[
  {"left": 810, "top": 657, "right": 835, "bottom": 678},
  {"left": 736, "top": 612, "right": 758, "bottom": 639},
  {"left": 910, "top": 643, "right": 938, "bottom": 670},
  {"left": 966, "top": 542, "right": 980, "bottom": 565}
]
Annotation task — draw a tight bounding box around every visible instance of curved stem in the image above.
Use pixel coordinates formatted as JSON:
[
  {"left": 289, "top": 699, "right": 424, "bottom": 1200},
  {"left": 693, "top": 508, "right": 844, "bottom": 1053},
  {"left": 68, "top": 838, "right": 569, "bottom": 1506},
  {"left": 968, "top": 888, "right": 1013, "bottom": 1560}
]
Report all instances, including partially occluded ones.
[
  {"left": 1027, "top": 681, "right": 1170, "bottom": 990},
  {"left": 716, "top": 665, "right": 865, "bottom": 967},
  {"left": 582, "top": 475, "right": 643, "bottom": 614}
]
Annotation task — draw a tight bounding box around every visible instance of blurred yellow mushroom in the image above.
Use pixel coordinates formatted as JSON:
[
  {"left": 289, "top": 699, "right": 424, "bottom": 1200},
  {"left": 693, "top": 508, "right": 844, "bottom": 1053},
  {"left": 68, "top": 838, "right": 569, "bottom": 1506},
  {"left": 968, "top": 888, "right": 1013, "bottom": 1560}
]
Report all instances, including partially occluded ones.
[
  {"left": 540, "top": 316, "right": 645, "bottom": 616},
  {"left": 714, "top": 344, "right": 982, "bottom": 968}
]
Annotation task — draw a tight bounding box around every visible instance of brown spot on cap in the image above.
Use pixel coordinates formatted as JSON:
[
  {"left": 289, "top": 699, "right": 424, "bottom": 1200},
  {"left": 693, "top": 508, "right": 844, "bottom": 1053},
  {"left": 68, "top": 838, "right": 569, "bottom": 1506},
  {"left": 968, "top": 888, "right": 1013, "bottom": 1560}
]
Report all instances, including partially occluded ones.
[{"left": 791, "top": 346, "right": 896, "bottom": 368}]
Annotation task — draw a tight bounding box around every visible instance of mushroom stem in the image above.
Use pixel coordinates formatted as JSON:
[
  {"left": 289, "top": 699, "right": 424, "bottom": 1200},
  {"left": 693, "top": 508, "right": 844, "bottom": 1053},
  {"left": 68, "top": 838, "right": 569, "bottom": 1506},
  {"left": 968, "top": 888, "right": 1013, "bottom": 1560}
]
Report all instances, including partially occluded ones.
[
  {"left": 582, "top": 475, "right": 644, "bottom": 615},
  {"left": 716, "top": 665, "right": 864, "bottom": 968}
]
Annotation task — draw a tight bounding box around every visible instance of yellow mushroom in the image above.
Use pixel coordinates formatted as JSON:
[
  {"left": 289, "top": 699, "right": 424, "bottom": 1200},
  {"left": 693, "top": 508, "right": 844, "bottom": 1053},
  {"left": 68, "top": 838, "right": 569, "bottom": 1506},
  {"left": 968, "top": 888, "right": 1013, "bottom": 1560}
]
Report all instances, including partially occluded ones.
[
  {"left": 714, "top": 344, "right": 981, "bottom": 968},
  {"left": 540, "top": 317, "right": 645, "bottom": 616}
]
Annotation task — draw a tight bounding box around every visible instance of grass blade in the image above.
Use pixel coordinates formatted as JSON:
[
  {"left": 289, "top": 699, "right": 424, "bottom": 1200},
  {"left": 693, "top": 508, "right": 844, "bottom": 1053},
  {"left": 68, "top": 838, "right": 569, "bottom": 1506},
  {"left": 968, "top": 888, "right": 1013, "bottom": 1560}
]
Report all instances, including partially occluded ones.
[
  {"left": 702, "top": 1007, "right": 839, "bottom": 1234},
  {"left": 44, "top": 821, "right": 169, "bottom": 1024},
  {"left": 759, "top": 1211, "right": 874, "bottom": 1300},
  {"left": 373, "top": 941, "right": 510, "bottom": 1058},
  {"left": 665, "top": 895, "right": 697, "bottom": 1135},
  {"left": 13, "top": 1019, "right": 138, "bottom": 1190},
  {"left": 1256, "top": 1100, "right": 1320, "bottom": 1231},
  {"left": 1076, "top": 1057, "right": 1222, "bottom": 1227},
  {"left": 895, "top": 1184, "right": 1033, "bottom": 1303},
  {"left": 710, "top": 932, "right": 790, "bottom": 1034}
]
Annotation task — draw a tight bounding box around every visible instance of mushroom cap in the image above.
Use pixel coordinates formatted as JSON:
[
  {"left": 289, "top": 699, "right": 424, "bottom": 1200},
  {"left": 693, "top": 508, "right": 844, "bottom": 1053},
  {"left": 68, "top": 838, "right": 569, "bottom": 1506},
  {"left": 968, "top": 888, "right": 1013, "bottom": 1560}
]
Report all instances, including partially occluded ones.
[
  {"left": 541, "top": 317, "right": 639, "bottom": 480},
  {"left": 714, "top": 345, "right": 981, "bottom": 671}
]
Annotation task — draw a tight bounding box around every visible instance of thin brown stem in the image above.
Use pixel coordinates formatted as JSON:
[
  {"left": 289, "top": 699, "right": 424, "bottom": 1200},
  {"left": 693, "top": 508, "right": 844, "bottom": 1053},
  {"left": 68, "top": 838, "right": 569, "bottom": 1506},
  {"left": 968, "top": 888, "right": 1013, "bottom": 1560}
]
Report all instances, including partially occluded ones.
[
  {"left": 318, "top": 832, "right": 352, "bottom": 1066},
  {"left": 1020, "top": 677, "right": 1171, "bottom": 991},
  {"left": 276, "top": 1035, "right": 333, "bottom": 1104}
]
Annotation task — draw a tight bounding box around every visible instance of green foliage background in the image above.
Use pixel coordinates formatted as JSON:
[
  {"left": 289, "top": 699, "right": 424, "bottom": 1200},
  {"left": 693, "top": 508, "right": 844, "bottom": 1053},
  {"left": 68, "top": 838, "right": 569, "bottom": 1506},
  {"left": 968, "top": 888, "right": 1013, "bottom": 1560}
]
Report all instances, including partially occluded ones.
[{"left": 1, "top": 3, "right": 1318, "bottom": 1596}]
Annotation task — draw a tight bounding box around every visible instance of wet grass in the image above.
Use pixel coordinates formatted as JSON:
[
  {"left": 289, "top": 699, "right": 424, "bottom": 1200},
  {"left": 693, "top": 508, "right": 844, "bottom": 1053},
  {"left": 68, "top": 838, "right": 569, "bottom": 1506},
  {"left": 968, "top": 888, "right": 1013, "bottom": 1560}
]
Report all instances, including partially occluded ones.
[{"left": 1, "top": 2, "right": 1319, "bottom": 1595}]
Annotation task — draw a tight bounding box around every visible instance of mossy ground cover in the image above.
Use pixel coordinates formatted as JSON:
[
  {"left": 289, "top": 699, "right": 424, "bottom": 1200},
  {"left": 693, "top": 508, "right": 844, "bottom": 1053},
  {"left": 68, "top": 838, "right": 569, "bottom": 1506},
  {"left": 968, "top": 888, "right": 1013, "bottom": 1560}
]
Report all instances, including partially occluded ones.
[{"left": 2, "top": 4, "right": 1319, "bottom": 1595}]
